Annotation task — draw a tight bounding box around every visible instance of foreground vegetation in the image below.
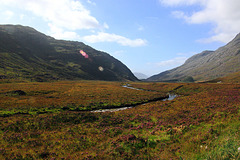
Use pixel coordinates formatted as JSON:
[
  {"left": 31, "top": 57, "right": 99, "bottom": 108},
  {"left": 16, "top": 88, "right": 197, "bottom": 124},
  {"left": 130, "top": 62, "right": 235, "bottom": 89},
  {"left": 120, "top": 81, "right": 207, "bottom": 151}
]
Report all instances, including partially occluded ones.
[{"left": 0, "top": 80, "right": 240, "bottom": 159}]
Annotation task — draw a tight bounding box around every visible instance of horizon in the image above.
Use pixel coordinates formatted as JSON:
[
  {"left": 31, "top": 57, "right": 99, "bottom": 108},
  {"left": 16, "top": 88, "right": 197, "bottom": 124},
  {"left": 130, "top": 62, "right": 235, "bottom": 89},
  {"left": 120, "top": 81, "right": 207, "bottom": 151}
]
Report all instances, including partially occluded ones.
[{"left": 1, "top": 0, "right": 240, "bottom": 77}]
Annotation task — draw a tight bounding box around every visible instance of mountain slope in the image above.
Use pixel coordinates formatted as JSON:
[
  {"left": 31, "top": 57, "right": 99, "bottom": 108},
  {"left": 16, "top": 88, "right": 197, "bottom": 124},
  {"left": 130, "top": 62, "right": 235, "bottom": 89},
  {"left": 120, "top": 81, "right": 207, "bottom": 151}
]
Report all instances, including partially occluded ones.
[
  {"left": 207, "top": 71, "right": 240, "bottom": 83},
  {"left": 148, "top": 33, "right": 240, "bottom": 82},
  {"left": 0, "top": 25, "right": 137, "bottom": 81}
]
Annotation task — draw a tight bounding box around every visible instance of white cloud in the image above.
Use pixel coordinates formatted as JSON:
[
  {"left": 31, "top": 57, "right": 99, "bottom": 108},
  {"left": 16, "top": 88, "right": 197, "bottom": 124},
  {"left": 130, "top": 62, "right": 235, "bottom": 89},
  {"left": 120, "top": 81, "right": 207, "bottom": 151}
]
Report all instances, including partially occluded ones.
[
  {"left": 83, "top": 32, "right": 147, "bottom": 47},
  {"left": 0, "top": 0, "right": 100, "bottom": 30},
  {"left": 137, "top": 25, "right": 144, "bottom": 31},
  {"left": 155, "top": 57, "right": 187, "bottom": 67},
  {"left": 87, "top": 0, "right": 96, "bottom": 6},
  {"left": 160, "top": 0, "right": 205, "bottom": 6},
  {"left": 3, "top": 10, "right": 14, "bottom": 20},
  {"left": 103, "top": 22, "right": 109, "bottom": 29},
  {"left": 0, "top": 0, "right": 147, "bottom": 47},
  {"left": 48, "top": 24, "right": 80, "bottom": 40},
  {"left": 28, "top": 0, "right": 100, "bottom": 30},
  {"left": 146, "top": 57, "right": 188, "bottom": 76},
  {"left": 171, "top": 11, "right": 188, "bottom": 19},
  {"left": 19, "top": 14, "right": 25, "bottom": 20},
  {"left": 160, "top": 0, "right": 240, "bottom": 43}
]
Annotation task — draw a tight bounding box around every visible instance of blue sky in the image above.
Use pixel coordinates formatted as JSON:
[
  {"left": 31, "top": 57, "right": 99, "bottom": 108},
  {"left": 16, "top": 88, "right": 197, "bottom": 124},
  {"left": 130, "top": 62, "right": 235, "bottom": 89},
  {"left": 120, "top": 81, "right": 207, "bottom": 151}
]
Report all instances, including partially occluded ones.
[{"left": 1, "top": 0, "right": 240, "bottom": 77}]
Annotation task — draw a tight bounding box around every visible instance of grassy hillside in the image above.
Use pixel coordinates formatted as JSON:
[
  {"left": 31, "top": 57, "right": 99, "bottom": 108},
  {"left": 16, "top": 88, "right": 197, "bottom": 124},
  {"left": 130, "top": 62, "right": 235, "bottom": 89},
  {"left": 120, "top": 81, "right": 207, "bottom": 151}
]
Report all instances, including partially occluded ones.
[
  {"left": 0, "top": 25, "right": 137, "bottom": 81},
  {"left": 208, "top": 71, "right": 240, "bottom": 83},
  {"left": 148, "top": 33, "right": 240, "bottom": 82}
]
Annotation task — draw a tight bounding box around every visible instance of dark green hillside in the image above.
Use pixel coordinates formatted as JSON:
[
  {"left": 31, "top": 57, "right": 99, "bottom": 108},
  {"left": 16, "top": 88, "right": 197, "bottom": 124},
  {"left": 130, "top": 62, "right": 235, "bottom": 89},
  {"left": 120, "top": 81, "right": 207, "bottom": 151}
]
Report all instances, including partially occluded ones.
[{"left": 0, "top": 25, "right": 137, "bottom": 81}]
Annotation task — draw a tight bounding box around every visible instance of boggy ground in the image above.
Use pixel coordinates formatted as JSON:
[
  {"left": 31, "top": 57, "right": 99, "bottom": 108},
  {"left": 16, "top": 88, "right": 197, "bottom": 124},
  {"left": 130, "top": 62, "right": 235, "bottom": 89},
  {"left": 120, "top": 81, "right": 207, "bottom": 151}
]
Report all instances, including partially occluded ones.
[
  {"left": 0, "top": 81, "right": 240, "bottom": 159},
  {"left": 0, "top": 81, "right": 167, "bottom": 115}
]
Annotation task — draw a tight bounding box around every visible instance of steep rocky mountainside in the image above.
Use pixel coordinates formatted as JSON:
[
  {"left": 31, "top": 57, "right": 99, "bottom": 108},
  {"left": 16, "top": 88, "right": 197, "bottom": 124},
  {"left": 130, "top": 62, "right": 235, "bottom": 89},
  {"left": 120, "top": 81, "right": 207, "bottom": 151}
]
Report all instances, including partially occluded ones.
[
  {"left": 0, "top": 25, "right": 137, "bottom": 81},
  {"left": 148, "top": 33, "right": 240, "bottom": 82}
]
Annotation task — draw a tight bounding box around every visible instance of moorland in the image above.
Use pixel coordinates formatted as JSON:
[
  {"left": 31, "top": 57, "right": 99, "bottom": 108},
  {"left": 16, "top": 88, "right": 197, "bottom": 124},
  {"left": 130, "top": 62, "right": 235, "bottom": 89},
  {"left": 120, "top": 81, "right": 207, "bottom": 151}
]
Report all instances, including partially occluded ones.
[
  {"left": 0, "top": 80, "right": 239, "bottom": 159},
  {"left": 0, "top": 25, "right": 240, "bottom": 159}
]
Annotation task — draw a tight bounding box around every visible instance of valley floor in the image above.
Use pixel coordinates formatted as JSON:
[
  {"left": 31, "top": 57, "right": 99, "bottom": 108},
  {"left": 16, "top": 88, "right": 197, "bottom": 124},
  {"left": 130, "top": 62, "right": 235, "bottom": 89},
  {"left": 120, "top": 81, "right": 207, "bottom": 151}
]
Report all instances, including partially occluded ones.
[{"left": 0, "top": 80, "right": 240, "bottom": 159}]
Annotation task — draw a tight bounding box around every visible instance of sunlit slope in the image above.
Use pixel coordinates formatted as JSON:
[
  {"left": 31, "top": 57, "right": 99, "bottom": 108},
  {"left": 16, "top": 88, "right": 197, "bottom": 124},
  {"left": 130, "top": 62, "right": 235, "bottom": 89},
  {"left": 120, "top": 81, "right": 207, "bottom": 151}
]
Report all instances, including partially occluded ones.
[
  {"left": 148, "top": 33, "right": 240, "bottom": 82},
  {"left": 0, "top": 25, "right": 137, "bottom": 81},
  {"left": 208, "top": 71, "right": 240, "bottom": 83}
]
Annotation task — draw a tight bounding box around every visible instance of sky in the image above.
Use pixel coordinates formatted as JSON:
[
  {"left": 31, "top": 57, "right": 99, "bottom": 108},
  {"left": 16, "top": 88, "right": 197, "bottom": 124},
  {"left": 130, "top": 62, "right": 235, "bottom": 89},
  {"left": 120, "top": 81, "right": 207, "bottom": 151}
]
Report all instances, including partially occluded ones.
[{"left": 1, "top": 0, "right": 240, "bottom": 77}]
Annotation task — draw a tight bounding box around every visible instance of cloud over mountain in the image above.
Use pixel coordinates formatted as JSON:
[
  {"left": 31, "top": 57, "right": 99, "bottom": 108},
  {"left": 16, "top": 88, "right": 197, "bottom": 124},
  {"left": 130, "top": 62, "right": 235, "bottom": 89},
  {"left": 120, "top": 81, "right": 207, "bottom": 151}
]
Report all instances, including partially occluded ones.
[
  {"left": 0, "top": 0, "right": 146, "bottom": 47},
  {"left": 83, "top": 32, "right": 147, "bottom": 47},
  {"left": 159, "top": 0, "right": 240, "bottom": 43},
  {"left": 0, "top": 0, "right": 100, "bottom": 30}
]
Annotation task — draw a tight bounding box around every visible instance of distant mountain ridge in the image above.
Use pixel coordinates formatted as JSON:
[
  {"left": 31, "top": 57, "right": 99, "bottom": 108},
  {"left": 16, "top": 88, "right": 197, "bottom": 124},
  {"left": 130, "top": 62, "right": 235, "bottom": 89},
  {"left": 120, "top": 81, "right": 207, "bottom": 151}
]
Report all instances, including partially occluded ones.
[
  {"left": 0, "top": 25, "right": 138, "bottom": 81},
  {"left": 134, "top": 72, "right": 148, "bottom": 79},
  {"left": 148, "top": 33, "right": 240, "bottom": 82}
]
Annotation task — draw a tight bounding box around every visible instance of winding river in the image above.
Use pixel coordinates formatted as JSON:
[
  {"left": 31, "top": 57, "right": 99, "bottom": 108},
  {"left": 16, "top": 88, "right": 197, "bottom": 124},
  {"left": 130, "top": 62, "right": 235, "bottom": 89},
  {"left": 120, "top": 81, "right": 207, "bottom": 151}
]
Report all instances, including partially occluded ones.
[{"left": 91, "top": 84, "right": 178, "bottom": 113}]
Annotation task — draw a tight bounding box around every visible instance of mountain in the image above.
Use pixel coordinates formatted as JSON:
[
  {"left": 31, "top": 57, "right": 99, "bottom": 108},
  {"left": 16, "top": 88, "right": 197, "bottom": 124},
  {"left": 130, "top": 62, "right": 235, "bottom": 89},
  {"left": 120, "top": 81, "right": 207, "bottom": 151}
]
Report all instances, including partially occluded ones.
[
  {"left": 148, "top": 33, "right": 240, "bottom": 82},
  {"left": 0, "top": 25, "right": 138, "bottom": 81},
  {"left": 133, "top": 72, "right": 148, "bottom": 80},
  {"left": 207, "top": 71, "right": 240, "bottom": 83}
]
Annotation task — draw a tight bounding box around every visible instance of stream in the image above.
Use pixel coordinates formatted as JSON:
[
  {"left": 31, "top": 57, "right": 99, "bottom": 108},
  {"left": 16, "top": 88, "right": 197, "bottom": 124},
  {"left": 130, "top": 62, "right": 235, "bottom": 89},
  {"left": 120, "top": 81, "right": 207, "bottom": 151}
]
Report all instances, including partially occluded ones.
[{"left": 91, "top": 85, "right": 178, "bottom": 113}]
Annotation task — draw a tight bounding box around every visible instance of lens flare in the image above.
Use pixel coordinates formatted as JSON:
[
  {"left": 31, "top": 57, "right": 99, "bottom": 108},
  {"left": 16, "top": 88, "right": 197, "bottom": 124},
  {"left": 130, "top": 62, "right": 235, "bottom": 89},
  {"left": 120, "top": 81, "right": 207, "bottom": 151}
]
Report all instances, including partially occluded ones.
[
  {"left": 80, "top": 50, "right": 89, "bottom": 59},
  {"left": 98, "top": 66, "right": 104, "bottom": 71}
]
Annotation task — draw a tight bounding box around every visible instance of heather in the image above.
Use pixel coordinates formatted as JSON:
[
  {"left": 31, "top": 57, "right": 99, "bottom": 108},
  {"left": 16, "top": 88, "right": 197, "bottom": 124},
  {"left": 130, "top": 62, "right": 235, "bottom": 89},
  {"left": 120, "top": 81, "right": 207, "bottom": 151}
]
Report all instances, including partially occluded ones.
[{"left": 0, "top": 81, "right": 239, "bottom": 159}]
